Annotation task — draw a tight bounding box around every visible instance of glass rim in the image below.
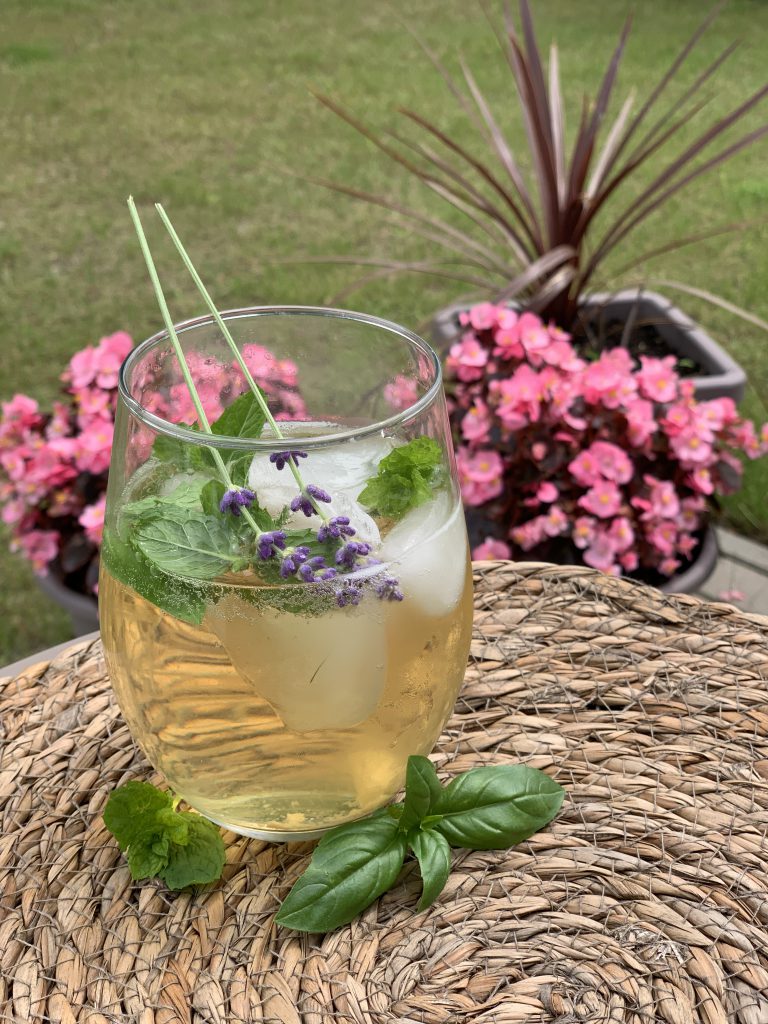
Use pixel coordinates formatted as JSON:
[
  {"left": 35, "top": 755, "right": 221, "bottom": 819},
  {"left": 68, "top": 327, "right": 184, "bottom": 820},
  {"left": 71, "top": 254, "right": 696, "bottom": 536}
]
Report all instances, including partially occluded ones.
[{"left": 118, "top": 304, "right": 443, "bottom": 450}]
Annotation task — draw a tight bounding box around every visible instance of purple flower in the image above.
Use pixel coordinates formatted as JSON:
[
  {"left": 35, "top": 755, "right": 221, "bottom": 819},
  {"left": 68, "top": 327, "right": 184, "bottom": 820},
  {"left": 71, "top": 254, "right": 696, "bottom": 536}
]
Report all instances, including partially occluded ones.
[
  {"left": 269, "top": 450, "right": 308, "bottom": 471},
  {"left": 257, "top": 530, "right": 287, "bottom": 560},
  {"left": 375, "top": 575, "right": 404, "bottom": 602},
  {"left": 335, "top": 581, "right": 363, "bottom": 607},
  {"left": 335, "top": 540, "right": 372, "bottom": 568},
  {"left": 219, "top": 487, "right": 256, "bottom": 516},
  {"left": 317, "top": 515, "right": 356, "bottom": 542},
  {"left": 278, "top": 544, "right": 311, "bottom": 578},
  {"left": 290, "top": 483, "right": 333, "bottom": 517}
]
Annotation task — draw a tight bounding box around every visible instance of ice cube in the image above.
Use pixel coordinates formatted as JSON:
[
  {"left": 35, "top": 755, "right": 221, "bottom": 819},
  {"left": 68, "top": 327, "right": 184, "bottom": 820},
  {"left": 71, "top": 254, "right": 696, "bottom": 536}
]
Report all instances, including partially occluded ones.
[
  {"left": 206, "top": 594, "right": 387, "bottom": 731},
  {"left": 378, "top": 493, "right": 468, "bottom": 617},
  {"left": 248, "top": 432, "right": 393, "bottom": 540}
]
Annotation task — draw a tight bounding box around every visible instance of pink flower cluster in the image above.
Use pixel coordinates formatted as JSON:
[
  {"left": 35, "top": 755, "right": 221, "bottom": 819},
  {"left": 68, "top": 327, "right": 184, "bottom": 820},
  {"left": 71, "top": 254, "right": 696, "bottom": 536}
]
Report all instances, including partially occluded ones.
[
  {"left": 448, "top": 304, "right": 768, "bottom": 577},
  {"left": 0, "top": 333, "right": 308, "bottom": 592}
]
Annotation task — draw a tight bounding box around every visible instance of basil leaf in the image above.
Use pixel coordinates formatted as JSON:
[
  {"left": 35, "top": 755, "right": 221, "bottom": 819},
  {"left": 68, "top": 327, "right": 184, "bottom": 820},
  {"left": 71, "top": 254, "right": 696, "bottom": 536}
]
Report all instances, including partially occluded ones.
[
  {"left": 409, "top": 828, "right": 451, "bottom": 911},
  {"left": 275, "top": 814, "right": 408, "bottom": 932},
  {"left": 160, "top": 816, "right": 226, "bottom": 891},
  {"left": 433, "top": 765, "right": 564, "bottom": 850},
  {"left": 101, "top": 529, "right": 206, "bottom": 625},
  {"left": 358, "top": 436, "right": 443, "bottom": 519},
  {"left": 134, "top": 509, "right": 240, "bottom": 579},
  {"left": 399, "top": 755, "right": 443, "bottom": 832}
]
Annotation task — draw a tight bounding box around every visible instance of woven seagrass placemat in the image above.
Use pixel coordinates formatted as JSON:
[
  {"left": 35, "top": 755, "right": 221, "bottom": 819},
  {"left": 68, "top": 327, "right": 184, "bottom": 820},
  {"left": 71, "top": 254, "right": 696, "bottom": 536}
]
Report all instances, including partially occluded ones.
[{"left": 2, "top": 562, "right": 768, "bottom": 1024}]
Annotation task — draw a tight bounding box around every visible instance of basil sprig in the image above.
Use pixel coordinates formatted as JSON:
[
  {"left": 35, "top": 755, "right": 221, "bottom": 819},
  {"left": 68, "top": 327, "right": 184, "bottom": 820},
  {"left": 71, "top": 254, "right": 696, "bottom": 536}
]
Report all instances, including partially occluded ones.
[{"left": 276, "top": 755, "right": 564, "bottom": 932}]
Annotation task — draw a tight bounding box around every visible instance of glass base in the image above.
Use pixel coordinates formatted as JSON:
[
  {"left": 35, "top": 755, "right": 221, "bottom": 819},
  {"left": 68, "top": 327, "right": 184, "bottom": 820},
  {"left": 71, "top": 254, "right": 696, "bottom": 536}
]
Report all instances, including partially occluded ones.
[{"left": 198, "top": 807, "right": 378, "bottom": 843}]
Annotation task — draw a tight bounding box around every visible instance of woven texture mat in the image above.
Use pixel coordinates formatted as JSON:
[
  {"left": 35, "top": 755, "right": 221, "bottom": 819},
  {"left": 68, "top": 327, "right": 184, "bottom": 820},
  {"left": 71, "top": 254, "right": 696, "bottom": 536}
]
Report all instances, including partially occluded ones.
[{"left": 2, "top": 563, "right": 768, "bottom": 1024}]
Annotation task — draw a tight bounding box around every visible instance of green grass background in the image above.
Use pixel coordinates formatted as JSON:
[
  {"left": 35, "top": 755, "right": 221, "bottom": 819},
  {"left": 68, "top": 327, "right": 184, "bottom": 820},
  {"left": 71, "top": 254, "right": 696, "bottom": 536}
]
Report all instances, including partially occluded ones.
[{"left": 1, "top": 0, "right": 766, "bottom": 663}]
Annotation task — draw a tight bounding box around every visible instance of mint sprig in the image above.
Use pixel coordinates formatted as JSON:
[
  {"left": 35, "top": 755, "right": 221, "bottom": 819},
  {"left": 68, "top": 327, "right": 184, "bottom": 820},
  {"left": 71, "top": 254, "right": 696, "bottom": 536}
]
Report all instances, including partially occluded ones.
[
  {"left": 358, "top": 436, "right": 443, "bottom": 518},
  {"left": 103, "top": 781, "right": 225, "bottom": 890}
]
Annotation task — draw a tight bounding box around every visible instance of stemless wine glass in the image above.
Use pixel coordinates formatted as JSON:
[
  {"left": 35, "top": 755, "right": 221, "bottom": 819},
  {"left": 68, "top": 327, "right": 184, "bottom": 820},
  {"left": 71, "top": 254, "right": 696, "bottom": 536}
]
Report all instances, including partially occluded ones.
[{"left": 100, "top": 306, "right": 473, "bottom": 841}]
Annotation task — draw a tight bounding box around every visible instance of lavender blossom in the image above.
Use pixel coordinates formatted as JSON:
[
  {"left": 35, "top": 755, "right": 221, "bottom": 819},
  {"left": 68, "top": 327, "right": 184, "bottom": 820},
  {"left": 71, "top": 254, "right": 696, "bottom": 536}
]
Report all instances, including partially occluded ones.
[
  {"left": 335, "top": 540, "right": 372, "bottom": 569},
  {"left": 317, "top": 515, "right": 356, "bottom": 542},
  {"left": 269, "top": 450, "right": 308, "bottom": 471},
  {"left": 278, "top": 545, "right": 311, "bottom": 578},
  {"left": 290, "top": 483, "right": 332, "bottom": 517},
  {"left": 257, "top": 530, "right": 287, "bottom": 560},
  {"left": 219, "top": 487, "right": 256, "bottom": 516},
  {"left": 335, "top": 580, "right": 364, "bottom": 607},
  {"left": 374, "top": 575, "right": 404, "bottom": 602}
]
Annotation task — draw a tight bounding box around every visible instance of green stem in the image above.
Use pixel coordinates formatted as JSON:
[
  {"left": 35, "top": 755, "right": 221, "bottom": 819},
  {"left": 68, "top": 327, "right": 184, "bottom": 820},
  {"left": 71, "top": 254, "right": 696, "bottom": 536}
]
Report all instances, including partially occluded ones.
[
  {"left": 127, "top": 197, "right": 264, "bottom": 541},
  {"left": 154, "top": 202, "right": 330, "bottom": 522}
]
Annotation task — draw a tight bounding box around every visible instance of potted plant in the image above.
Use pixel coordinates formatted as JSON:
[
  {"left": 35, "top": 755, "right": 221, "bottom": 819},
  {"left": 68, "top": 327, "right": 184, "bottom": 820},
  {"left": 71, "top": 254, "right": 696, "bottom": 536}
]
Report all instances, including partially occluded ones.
[
  {"left": 441, "top": 301, "right": 767, "bottom": 589},
  {"left": 0, "top": 330, "right": 306, "bottom": 636},
  {"left": 312, "top": 1, "right": 767, "bottom": 401}
]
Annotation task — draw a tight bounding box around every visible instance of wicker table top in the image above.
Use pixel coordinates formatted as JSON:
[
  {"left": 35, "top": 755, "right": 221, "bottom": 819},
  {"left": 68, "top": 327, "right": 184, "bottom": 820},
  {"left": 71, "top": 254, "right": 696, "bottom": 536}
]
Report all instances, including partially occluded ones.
[{"left": 2, "top": 562, "right": 768, "bottom": 1024}]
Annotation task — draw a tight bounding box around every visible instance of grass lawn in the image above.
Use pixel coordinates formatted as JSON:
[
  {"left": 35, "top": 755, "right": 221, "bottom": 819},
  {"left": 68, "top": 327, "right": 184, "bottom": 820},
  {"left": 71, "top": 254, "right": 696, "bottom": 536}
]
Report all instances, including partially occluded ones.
[{"left": 0, "top": 0, "right": 766, "bottom": 663}]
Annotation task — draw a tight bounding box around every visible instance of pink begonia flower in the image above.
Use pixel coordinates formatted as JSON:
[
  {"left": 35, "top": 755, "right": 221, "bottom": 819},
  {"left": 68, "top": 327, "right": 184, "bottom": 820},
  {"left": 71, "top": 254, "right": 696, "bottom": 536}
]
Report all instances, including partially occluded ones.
[
  {"left": 573, "top": 516, "right": 597, "bottom": 550},
  {"left": 493, "top": 326, "right": 524, "bottom": 360},
  {"left": 539, "top": 339, "right": 584, "bottom": 372},
  {"left": 46, "top": 401, "right": 72, "bottom": 440},
  {"left": 659, "top": 557, "right": 681, "bottom": 576},
  {"left": 537, "top": 481, "right": 558, "bottom": 503},
  {"left": 472, "top": 537, "right": 512, "bottom": 560},
  {"left": 589, "top": 441, "right": 633, "bottom": 484},
  {"left": 467, "top": 302, "right": 498, "bottom": 331},
  {"left": 14, "top": 529, "right": 60, "bottom": 574},
  {"left": 582, "top": 350, "right": 636, "bottom": 409},
  {"left": 647, "top": 521, "right": 677, "bottom": 557},
  {"left": 543, "top": 504, "right": 568, "bottom": 537},
  {"left": 609, "top": 516, "right": 635, "bottom": 553},
  {"left": 730, "top": 420, "right": 762, "bottom": 458},
  {"left": 620, "top": 550, "right": 639, "bottom": 572},
  {"left": 0, "top": 449, "right": 28, "bottom": 481},
  {"left": 644, "top": 477, "right": 680, "bottom": 520},
  {"left": 461, "top": 400, "right": 492, "bottom": 443},
  {"left": 677, "top": 533, "right": 698, "bottom": 556},
  {"left": 277, "top": 359, "right": 299, "bottom": 387},
  {"left": 497, "top": 308, "right": 518, "bottom": 330},
  {"left": 65, "top": 345, "right": 99, "bottom": 389},
  {"left": 511, "top": 516, "right": 547, "bottom": 551},
  {"left": 625, "top": 398, "right": 656, "bottom": 447},
  {"left": 94, "top": 332, "right": 133, "bottom": 389},
  {"left": 689, "top": 467, "right": 714, "bottom": 495},
  {"left": 517, "top": 312, "right": 551, "bottom": 363},
  {"left": 75, "top": 417, "right": 114, "bottom": 474},
  {"left": 75, "top": 387, "right": 112, "bottom": 424},
  {"left": 25, "top": 447, "right": 76, "bottom": 490},
  {"left": 695, "top": 397, "right": 737, "bottom": 433},
  {"left": 531, "top": 442, "right": 548, "bottom": 462},
  {"left": 578, "top": 480, "right": 623, "bottom": 519},
  {"left": 662, "top": 403, "right": 691, "bottom": 434},
  {"left": 637, "top": 355, "right": 678, "bottom": 403},
  {"left": 719, "top": 589, "right": 746, "bottom": 603},
  {"left": 569, "top": 450, "right": 601, "bottom": 487},
  {"left": 583, "top": 530, "right": 620, "bottom": 573},
  {"left": 670, "top": 429, "right": 713, "bottom": 465},
  {"left": 457, "top": 447, "right": 504, "bottom": 506},
  {"left": 492, "top": 365, "right": 542, "bottom": 426},
  {"left": 1, "top": 498, "right": 25, "bottom": 525},
  {"left": 1, "top": 394, "right": 40, "bottom": 435},
  {"left": 384, "top": 374, "right": 419, "bottom": 412},
  {"left": 79, "top": 495, "right": 106, "bottom": 545},
  {"left": 446, "top": 333, "right": 489, "bottom": 383}
]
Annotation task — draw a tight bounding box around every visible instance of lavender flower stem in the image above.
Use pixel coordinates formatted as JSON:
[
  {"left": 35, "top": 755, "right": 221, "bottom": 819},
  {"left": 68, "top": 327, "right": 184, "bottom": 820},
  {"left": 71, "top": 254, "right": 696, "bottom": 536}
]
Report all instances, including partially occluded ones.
[
  {"left": 154, "top": 203, "right": 330, "bottom": 522},
  {"left": 128, "top": 198, "right": 267, "bottom": 546}
]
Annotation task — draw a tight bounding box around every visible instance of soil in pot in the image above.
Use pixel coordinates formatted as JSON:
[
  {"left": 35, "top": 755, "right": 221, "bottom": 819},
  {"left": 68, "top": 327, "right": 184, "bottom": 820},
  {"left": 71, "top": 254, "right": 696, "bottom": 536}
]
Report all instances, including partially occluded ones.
[{"left": 571, "top": 315, "right": 705, "bottom": 378}]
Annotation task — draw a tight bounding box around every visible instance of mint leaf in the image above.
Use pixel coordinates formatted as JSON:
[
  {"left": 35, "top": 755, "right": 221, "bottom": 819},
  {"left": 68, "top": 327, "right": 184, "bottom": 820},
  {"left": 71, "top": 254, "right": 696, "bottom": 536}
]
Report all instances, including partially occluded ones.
[
  {"left": 104, "top": 782, "right": 226, "bottom": 890},
  {"left": 433, "top": 765, "right": 564, "bottom": 850},
  {"left": 275, "top": 814, "right": 408, "bottom": 932},
  {"left": 102, "top": 528, "right": 207, "bottom": 625},
  {"left": 160, "top": 816, "right": 226, "bottom": 890},
  {"left": 358, "top": 436, "right": 443, "bottom": 518},
  {"left": 134, "top": 509, "right": 241, "bottom": 579},
  {"left": 200, "top": 479, "right": 226, "bottom": 517},
  {"left": 152, "top": 429, "right": 213, "bottom": 472},
  {"left": 210, "top": 390, "right": 266, "bottom": 443},
  {"left": 399, "top": 755, "right": 443, "bottom": 833},
  {"left": 409, "top": 828, "right": 451, "bottom": 911},
  {"left": 103, "top": 781, "right": 173, "bottom": 850}
]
